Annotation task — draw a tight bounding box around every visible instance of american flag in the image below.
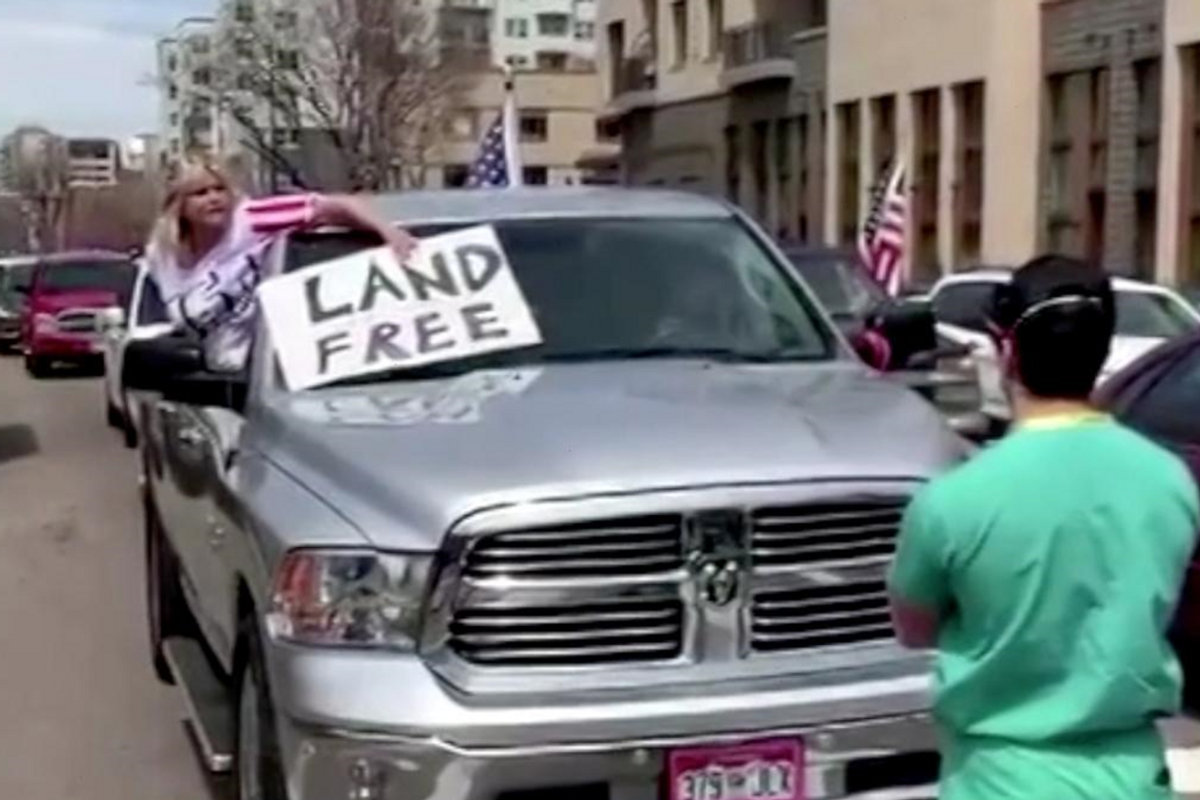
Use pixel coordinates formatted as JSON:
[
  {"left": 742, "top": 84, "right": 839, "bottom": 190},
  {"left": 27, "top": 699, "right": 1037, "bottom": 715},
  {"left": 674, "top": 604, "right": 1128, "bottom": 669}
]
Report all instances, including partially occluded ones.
[
  {"left": 467, "top": 79, "right": 523, "bottom": 188},
  {"left": 467, "top": 115, "right": 511, "bottom": 188},
  {"left": 857, "top": 161, "right": 908, "bottom": 296}
]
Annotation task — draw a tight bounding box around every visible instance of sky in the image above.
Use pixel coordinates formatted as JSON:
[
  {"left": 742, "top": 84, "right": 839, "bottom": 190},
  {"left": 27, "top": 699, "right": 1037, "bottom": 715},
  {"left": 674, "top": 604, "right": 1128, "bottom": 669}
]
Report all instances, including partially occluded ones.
[{"left": 0, "top": 0, "right": 210, "bottom": 140}]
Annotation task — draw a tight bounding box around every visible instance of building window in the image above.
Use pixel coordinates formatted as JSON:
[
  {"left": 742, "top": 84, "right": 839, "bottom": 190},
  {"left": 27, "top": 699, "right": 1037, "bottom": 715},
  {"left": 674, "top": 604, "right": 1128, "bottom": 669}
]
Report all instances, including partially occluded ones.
[
  {"left": 912, "top": 88, "right": 940, "bottom": 279},
  {"left": 536, "top": 51, "right": 569, "bottom": 71},
  {"left": 444, "top": 164, "right": 470, "bottom": 188},
  {"left": 837, "top": 101, "right": 860, "bottom": 246},
  {"left": 672, "top": 0, "right": 688, "bottom": 66},
  {"left": 236, "top": 72, "right": 254, "bottom": 91},
  {"left": 537, "top": 13, "right": 570, "bottom": 37},
  {"left": 506, "top": 55, "right": 529, "bottom": 68},
  {"left": 871, "top": 94, "right": 896, "bottom": 176},
  {"left": 725, "top": 125, "right": 741, "bottom": 202},
  {"left": 519, "top": 112, "right": 549, "bottom": 142},
  {"left": 607, "top": 21, "right": 625, "bottom": 97},
  {"left": 1086, "top": 68, "right": 1109, "bottom": 266},
  {"left": 235, "top": 37, "right": 254, "bottom": 59},
  {"left": 776, "top": 118, "right": 794, "bottom": 240},
  {"left": 523, "top": 166, "right": 549, "bottom": 185},
  {"left": 707, "top": 0, "right": 722, "bottom": 58},
  {"left": 796, "top": 114, "right": 811, "bottom": 241},
  {"left": 234, "top": 1, "right": 254, "bottom": 24},
  {"left": 596, "top": 118, "right": 620, "bottom": 143},
  {"left": 168, "top": 83, "right": 179, "bottom": 100},
  {"left": 277, "top": 50, "right": 300, "bottom": 71},
  {"left": 193, "top": 68, "right": 211, "bottom": 86},
  {"left": 167, "top": 54, "right": 178, "bottom": 72},
  {"left": 1044, "top": 72, "right": 1074, "bottom": 254},
  {"left": 275, "top": 10, "right": 298, "bottom": 28},
  {"left": 954, "top": 81, "right": 985, "bottom": 267},
  {"left": 190, "top": 35, "right": 211, "bottom": 54},
  {"left": 752, "top": 121, "right": 769, "bottom": 222},
  {"left": 575, "top": 22, "right": 595, "bottom": 40},
  {"left": 1186, "top": 46, "right": 1200, "bottom": 285},
  {"left": 1134, "top": 58, "right": 1161, "bottom": 280},
  {"left": 505, "top": 18, "right": 529, "bottom": 38}
]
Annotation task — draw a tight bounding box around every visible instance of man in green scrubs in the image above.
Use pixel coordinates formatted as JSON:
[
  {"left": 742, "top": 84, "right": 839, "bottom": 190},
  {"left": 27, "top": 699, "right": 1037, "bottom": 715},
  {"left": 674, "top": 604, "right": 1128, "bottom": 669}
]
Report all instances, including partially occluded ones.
[{"left": 889, "top": 255, "right": 1200, "bottom": 799}]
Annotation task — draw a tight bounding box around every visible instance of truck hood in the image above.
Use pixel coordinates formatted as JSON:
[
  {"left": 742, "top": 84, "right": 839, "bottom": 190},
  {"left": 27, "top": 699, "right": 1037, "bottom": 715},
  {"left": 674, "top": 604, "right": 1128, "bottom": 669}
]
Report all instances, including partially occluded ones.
[{"left": 252, "top": 361, "right": 963, "bottom": 549}]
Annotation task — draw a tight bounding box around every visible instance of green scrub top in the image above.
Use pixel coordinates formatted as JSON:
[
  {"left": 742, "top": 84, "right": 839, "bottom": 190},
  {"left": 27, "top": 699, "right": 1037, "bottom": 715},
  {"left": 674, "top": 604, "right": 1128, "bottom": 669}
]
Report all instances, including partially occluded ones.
[{"left": 889, "top": 412, "right": 1200, "bottom": 799}]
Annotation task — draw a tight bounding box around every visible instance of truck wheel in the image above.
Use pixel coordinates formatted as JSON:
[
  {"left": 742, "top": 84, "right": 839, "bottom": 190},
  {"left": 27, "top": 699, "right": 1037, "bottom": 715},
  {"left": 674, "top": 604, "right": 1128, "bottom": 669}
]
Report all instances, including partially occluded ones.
[
  {"left": 145, "top": 497, "right": 195, "bottom": 684},
  {"left": 235, "top": 618, "right": 289, "bottom": 800},
  {"left": 24, "top": 355, "right": 49, "bottom": 378}
]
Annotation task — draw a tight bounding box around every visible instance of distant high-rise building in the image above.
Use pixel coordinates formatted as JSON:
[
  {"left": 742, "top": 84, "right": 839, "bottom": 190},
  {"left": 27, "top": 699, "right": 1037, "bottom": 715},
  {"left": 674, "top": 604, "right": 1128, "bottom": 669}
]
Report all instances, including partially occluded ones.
[
  {"left": 65, "top": 139, "right": 120, "bottom": 187},
  {"left": 156, "top": 17, "right": 219, "bottom": 164},
  {"left": 493, "top": 0, "right": 597, "bottom": 71}
]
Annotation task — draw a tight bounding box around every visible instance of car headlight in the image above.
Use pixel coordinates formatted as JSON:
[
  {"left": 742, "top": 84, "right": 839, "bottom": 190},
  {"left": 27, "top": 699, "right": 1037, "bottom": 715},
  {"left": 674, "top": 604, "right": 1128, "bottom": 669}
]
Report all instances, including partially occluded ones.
[
  {"left": 266, "top": 550, "right": 432, "bottom": 649},
  {"left": 33, "top": 313, "right": 57, "bottom": 334}
]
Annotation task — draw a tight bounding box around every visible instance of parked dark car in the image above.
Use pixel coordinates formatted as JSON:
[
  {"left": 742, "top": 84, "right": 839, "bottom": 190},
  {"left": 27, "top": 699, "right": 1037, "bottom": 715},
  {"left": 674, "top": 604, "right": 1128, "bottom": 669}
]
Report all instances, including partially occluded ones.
[
  {"left": 782, "top": 245, "right": 991, "bottom": 440},
  {"left": 1095, "top": 330, "right": 1200, "bottom": 694},
  {"left": 0, "top": 256, "right": 35, "bottom": 352}
]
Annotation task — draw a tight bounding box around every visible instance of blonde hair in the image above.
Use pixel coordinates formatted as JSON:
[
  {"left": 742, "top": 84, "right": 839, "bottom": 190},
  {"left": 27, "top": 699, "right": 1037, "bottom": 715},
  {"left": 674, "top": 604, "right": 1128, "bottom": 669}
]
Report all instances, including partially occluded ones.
[{"left": 149, "top": 154, "right": 242, "bottom": 264}]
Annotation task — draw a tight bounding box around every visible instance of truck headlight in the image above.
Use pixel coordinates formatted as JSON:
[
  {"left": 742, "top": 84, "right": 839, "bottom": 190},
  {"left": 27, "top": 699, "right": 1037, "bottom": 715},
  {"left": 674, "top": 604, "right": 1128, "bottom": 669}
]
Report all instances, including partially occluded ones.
[
  {"left": 33, "top": 313, "right": 57, "bottom": 334},
  {"left": 266, "top": 550, "right": 431, "bottom": 649}
]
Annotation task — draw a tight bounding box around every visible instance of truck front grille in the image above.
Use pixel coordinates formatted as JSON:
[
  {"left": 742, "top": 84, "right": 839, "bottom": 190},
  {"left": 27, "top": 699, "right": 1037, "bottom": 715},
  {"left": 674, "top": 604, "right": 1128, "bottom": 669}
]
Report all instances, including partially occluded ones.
[
  {"left": 751, "top": 580, "right": 893, "bottom": 652},
  {"left": 449, "top": 599, "right": 684, "bottom": 666},
  {"left": 751, "top": 501, "right": 906, "bottom": 568},
  {"left": 464, "top": 514, "right": 684, "bottom": 580},
  {"left": 446, "top": 494, "right": 908, "bottom": 669},
  {"left": 56, "top": 310, "right": 99, "bottom": 334}
]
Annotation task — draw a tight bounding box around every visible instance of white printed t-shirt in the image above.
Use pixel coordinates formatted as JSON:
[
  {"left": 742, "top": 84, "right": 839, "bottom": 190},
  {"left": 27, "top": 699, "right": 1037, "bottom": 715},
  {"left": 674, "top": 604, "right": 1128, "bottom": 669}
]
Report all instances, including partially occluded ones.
[{"left": 147, "top": 194, "right": 317, "bottom": 372}]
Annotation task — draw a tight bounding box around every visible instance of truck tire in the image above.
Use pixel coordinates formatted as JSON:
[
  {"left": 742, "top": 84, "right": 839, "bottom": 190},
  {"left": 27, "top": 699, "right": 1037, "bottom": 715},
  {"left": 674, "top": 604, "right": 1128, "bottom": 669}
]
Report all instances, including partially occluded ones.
[
  {"left": 145, "top": 497, "right": 195, "bottom": 684},
  {"left": 24, "top": 354, "right": 49, "bottom": 378},
  {"left": 235, "top": 618, "right": 289, "bottom": 800}
]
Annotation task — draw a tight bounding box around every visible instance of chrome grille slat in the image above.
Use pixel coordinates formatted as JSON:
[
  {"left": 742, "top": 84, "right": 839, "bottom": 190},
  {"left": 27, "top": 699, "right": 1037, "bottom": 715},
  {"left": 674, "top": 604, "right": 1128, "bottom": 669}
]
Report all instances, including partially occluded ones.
[
  {"left": 755, "top": 509, "right": 903, "bottom": 529},
  {"left": 751, "top": 578, "right": 895, "bottom": 653},
  {"left": 468, "top": 554, "right": 682, "bottom": 576},
  {"left": 750, "top": 502, "right": 906, "bottom": 570},
  {"left": 449, "top": 598, "right": 684, "bottom": 666},
  {"left": 484, "top": 523, "right": 679, "bottom": 545},
  {"left": 753, "top": 521, "right": 900, "bottom": 540},
  {"left": 472, "top": 540, "right": 679, "bottom": 560}
]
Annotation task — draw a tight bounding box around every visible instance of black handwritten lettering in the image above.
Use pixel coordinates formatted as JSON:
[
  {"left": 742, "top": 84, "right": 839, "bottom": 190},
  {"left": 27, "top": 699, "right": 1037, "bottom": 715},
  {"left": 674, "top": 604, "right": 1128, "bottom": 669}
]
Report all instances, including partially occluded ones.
[
  {"left": 456, "top": 245, "right": 502, "bottom": 292},
  {"left": 404, "top": 253, "right": 459, "bottom": 301},
  {"left": 316, "top": 331, "right": 352, "bottom": 374},
  {"left": 365, "top": 322, "right": 410, "bottom": 364},
  {"left": 305, "top": 275, "right": 353, "bottom": 324},
  {"left": 414, "top": 312, "right": 454, "bottom": 354},
  {"left": 462, "top": 302, "right": 509, "bottom": 342},
  {"left": 359, "top": 259, "right": 407, "bottom": 312}
]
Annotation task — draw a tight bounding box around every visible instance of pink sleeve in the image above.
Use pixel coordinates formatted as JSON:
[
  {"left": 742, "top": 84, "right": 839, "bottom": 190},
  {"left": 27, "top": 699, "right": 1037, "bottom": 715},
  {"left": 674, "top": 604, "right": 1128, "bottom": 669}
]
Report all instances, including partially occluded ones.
[{"left": 245, "top": 193, "right": 318, "bottom": 235}]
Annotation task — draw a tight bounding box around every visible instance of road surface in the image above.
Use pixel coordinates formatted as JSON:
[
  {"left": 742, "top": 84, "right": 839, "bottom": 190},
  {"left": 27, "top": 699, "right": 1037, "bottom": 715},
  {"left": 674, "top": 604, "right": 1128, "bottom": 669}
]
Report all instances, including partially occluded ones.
[{"left": 0, "top": 354, "right": 1198, "bottom": 799}]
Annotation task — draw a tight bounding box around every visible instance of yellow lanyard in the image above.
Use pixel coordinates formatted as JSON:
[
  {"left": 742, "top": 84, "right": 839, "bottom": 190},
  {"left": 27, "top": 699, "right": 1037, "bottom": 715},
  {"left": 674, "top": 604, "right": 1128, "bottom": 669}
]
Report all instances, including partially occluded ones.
[{"left": 1017, "top": 410, "right": 1111, "bottom": 432}]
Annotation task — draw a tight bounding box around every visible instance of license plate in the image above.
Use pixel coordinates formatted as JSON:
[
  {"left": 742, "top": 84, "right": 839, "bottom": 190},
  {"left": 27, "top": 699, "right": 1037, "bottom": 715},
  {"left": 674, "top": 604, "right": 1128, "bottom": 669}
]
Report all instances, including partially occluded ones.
[{"left": 669, "top": 739, "right": 804, "bottom": 800}]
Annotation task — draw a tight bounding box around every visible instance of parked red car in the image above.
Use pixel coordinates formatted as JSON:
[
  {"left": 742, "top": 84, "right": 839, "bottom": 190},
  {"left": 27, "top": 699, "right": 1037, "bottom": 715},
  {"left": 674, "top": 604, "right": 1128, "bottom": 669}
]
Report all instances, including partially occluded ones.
[
  {"left": 19, "top": 251, "right": 137, "bottom": 377},
  {"left": 1095, "top": 330, "right": 1200, "bottom": 695}
]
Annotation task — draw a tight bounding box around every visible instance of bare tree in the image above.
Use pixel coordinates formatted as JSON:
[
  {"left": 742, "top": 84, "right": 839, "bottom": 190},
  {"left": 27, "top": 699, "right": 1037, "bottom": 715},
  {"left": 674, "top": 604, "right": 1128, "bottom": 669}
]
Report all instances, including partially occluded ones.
[
  {"left": 9, "top": 133, "right": 70, "bottom": 253},
  {"left": 62, "top": 176, "right": 158, "bottom": 252},
  {"left": 213, "top": 0, "right": 467, "bottom": 192}
]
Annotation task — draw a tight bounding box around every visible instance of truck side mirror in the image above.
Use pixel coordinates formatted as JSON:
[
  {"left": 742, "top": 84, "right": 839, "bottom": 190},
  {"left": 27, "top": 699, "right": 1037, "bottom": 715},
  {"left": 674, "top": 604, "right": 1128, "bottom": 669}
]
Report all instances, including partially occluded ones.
[{"left": 124, "top": 336, "right": 247, "bottom": 411}]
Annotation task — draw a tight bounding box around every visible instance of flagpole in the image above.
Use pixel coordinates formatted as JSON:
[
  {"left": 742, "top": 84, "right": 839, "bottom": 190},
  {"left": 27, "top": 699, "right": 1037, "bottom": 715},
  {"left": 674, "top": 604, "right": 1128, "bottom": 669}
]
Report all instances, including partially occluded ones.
[{"left": 502, "top": 65, "right": 524, "bottom": 187}]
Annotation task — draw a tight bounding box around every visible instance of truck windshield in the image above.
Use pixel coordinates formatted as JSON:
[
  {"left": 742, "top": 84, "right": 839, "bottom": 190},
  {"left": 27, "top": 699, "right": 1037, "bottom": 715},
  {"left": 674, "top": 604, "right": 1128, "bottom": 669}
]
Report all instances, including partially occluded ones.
[
  {"left": 40, "top": 260, "right": 136, "bottom": 294},
  {"left": 285, "top": 217, "right": 836, "bottom": 385},
  {"left": 788, "top": 254, "right": 885, "bottom": 322}
]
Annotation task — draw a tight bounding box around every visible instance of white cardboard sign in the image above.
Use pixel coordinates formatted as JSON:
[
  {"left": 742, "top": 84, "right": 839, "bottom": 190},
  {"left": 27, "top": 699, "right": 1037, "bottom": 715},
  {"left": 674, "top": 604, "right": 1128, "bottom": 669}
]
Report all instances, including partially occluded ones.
[{"left": 257, "top": 225, "right": 543, "bottom": 391}]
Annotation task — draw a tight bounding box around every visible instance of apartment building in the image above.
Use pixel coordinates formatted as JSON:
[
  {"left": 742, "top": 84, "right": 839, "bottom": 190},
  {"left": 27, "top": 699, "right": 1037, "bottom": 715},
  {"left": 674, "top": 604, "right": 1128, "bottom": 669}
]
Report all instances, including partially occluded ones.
[
  {"left": 158, "top": 17, "right": 219, "bottom": 165},
  {"left": 493, "top": 0, "right": 598, "bottom": 71},
  {"left": 65, "top": 139, "right": 120, "bottom": 188},
  {"left": 428, "top": 69, "right": 619, "bottom": 187}
]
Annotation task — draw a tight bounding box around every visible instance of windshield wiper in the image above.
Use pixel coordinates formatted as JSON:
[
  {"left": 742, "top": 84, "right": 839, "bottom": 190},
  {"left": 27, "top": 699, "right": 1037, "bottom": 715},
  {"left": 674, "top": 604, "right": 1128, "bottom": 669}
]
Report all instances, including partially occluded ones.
[{"left": 533, "top": 346, "right": 819, "bottom": 364}]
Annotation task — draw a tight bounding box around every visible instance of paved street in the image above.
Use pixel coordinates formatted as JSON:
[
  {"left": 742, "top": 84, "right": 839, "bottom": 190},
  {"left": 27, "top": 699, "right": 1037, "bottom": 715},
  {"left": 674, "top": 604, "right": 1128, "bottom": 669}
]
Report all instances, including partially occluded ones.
[
  {"left": 2, "top": 352, "right": 1200, "bottom": 799},
  {"left": 0, "top": 356, "right": 213, "bottom": 799}
]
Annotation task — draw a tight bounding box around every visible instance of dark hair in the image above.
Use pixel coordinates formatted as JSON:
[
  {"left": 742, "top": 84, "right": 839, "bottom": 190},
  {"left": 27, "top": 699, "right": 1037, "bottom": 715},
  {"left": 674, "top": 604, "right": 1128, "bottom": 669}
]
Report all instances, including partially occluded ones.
[{"left": 988, "top": 254, "right": 1115, "bottom": 400}]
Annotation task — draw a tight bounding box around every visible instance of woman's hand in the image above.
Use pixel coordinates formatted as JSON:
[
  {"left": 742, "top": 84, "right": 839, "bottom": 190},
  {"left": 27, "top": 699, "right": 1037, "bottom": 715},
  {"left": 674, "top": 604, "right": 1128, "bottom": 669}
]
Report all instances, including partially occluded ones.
[
  {"left": 312, "top": 194, "right": 418, "bottom": 262},
  {"left": 384, "top": 227, "right": 418, "bottom": 264}
]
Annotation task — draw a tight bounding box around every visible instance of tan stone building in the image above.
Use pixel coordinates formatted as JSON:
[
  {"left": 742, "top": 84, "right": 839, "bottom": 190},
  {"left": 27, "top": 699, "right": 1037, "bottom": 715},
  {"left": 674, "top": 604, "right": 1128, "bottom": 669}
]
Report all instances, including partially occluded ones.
[
  {"left": 427, "top": 69, "right": 620, "bottom": 188},
  {"left": 599, "top": 0, "right": 1200, "bottom": 288}
]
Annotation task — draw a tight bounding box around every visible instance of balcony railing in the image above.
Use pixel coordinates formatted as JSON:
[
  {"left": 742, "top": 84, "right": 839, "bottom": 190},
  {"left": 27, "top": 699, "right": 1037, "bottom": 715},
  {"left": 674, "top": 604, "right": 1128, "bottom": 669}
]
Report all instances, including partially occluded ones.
[{"left": 723, "top": 21, "right": 794, "bottom": 69}]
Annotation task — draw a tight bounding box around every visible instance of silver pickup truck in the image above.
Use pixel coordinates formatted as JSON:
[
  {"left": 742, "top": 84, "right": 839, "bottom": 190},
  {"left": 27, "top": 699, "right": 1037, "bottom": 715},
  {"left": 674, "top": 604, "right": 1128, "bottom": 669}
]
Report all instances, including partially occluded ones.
[{"left": 125, "top": 188, "right": 963, "bottom": 800}]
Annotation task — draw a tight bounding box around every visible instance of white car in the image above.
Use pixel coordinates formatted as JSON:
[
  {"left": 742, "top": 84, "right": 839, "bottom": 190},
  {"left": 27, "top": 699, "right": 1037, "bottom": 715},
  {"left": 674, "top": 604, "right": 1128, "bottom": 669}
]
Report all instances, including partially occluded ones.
[
  {"left": 99, "top": 262, "right": 172, "bottom": 445},
  {"left": 928, "top": 269, "right": 1200, "bottom": 426}
]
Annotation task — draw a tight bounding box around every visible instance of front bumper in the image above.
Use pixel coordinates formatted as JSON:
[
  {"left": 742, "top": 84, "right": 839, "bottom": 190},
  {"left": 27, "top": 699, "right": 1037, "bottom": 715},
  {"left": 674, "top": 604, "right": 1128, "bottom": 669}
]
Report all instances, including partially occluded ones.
[
  {"left": 279, "top": 712, "right": 938, "bottom": 800},
  {"left": 28, "top": 332, "right": 103, "bottom": 359},
  {"left": 270, "top": 649, "right": 938, "bottom": 800}
]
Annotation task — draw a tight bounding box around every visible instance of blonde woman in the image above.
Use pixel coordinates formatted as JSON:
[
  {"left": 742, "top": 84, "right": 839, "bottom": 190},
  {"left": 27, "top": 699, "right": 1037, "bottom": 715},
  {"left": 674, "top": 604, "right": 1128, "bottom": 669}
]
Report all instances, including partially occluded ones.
[{"left": 145, "top": 157, "right": 415, "bottom": 373}]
